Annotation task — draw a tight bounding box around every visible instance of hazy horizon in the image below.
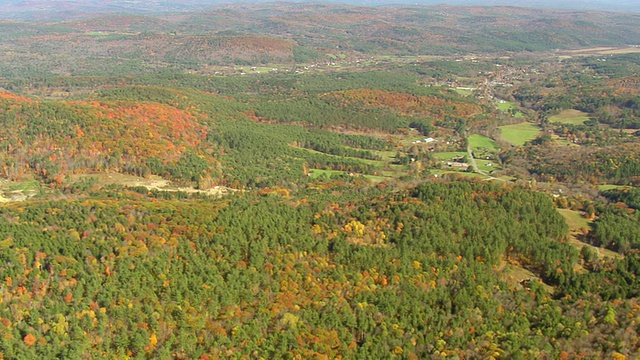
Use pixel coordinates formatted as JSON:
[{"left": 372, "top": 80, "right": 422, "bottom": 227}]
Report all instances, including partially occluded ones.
[{"left": 0, "top": 0, "right": 638, "bottom": 22}]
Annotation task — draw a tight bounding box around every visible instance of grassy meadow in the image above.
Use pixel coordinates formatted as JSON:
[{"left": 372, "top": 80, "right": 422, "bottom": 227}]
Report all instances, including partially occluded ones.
[
  {"left": 499, "top": 122, "right": 541, "bottom": 146},
  {"left": 549, "top": 109, "right": 590, "bottom": 125}
]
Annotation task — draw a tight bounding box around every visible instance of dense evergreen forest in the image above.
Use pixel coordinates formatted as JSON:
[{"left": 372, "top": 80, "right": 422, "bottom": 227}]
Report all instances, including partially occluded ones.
[
  {"left": 0, "top": 2, "right": 639, "bottom": 359},
  {"left": 1, "top": 182, "right": 639, "bottom": 358}
]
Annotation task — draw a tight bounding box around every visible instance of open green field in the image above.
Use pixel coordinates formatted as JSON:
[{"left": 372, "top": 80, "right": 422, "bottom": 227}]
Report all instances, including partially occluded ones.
[
  {"left": 496, "top": 100, "right": 524, "bottom": 117},
  {"left": 431, "top": 170, "right": 487, "bottom": 179},
  {"left": 499, "top": 122, "right": 541, "bottom": 146},
  {"left": 453, "top": 88, "right": 474, "bottom": 96},
  {"left": 469, "top": 134, "right": 499, "bottom": 152},
  {"left": 376, "top": 150, "right": 399, "bottom": 162},
  {"left": 557, "top": 209, "right": 623, "bottom": 260},
  {"left": 297, "top": 146, "right": 412, "bottom": 179},
  {"left": 354, "top": 157, "right": 385, "bottom": 166},
  {"left": 433, "top": 152, "right": 467, "bottom": 160},
  {"left": 400, "top": 136, "right": 432, "bottom": 147},
  {"left": 557, "top": 208, "right": 590, "bottom": 230},
  {"left": 476, "top": 159, "right": 499, "bottom": 172},
  {"left": 296, "top": 146, "right": 377, "bottom": 161},
  {"left": 309, "top": 169, "right": 390, "bottom": 182},
  {"left": 497, "top": 101, "right": 515, "bottom": 111},
  {"left": 549, "top": 109, "right": 590, "bottom": 125},
  {"left": 597, "top": 184, "right": 630, "bottom": 191},
  {"left": 342, "top": 147, "right": 397, "bottom": 163},
  {"left": 309, "top": 169, "right": 348, "bottom": 178},
  {"left": 236, "top": 66, "right": 274, "bottom": 73}
]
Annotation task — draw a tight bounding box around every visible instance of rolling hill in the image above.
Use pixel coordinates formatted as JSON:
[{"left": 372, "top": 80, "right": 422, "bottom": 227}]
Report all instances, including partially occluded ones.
[
  {"left": 1, "top": 3, "right": 640, "bottom": 79},
  {"left": 0, "top": 2, "right": 639, "bottom": 359},
  {"left": 1, "top": 0, "right": 639, "bottom": 22}
]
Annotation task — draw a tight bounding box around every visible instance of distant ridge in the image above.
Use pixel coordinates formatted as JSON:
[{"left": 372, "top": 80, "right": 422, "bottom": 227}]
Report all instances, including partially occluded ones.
[
  {"left": 352, "top": 0, "right": 640, "bottom": 13},
  {"left": 0, "top": 0, "right": 638, "bottom": 21},
  {"left": 1, "top": 1, "right": 639, "bottom": 79}
]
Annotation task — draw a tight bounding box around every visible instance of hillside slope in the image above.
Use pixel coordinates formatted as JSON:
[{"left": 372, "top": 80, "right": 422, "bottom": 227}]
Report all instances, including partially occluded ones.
[{"left": 1, "top": 4, "right": 639, "bottom": 78}]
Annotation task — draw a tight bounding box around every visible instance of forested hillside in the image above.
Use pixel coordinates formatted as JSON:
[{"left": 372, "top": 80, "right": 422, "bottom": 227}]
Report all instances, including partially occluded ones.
[
  {"left": 3, "top": 0, "right": 640, "bottom": 22},
  {"left": 0, "top": 2, "right": 639, "bottom": 359},
  {"left": 1, "top": 3, "right": 640, "bottom": 78},
  {"left": 1, "top": 182, "right": 639, "bottom": 358}
]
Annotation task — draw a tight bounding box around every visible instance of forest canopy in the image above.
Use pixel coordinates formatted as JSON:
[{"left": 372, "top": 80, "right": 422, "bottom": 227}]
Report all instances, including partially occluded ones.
[{"left": 0, "top": 2, "right": 639, "bottom": 358}]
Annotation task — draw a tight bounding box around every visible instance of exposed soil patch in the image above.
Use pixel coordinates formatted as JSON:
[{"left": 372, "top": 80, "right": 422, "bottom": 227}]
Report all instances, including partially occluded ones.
[{"left": 72, "top": 172, "right": 236, "bottom": 197}]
